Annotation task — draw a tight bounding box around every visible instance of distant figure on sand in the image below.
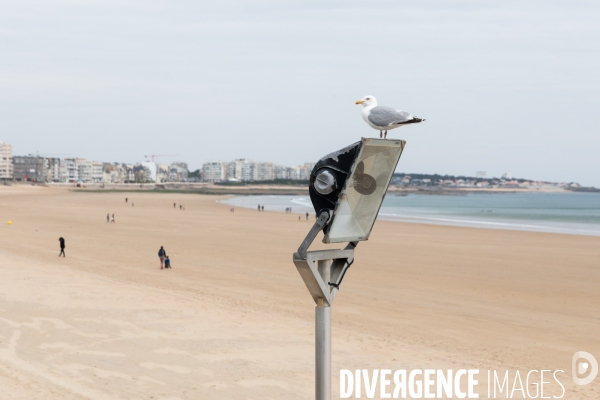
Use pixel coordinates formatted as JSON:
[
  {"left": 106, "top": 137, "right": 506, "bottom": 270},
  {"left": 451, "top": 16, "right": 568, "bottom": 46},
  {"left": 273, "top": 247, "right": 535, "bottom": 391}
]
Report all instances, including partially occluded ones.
[
  {"left": 132, "top": 202, "right": 134, "bottom": 207},
  {"left": 258, "top": 204, "right": 260, "bottom": 212},
  {"left": 230, "top": 208, "right": 234, "bottom": 212},
  {"left": 298, "top": 216, "right": 301, "bottom": 221},
  {"left": 261, "top": 205, "right": 264, "bottom": 212},
  {"left": 174, "top": 202, "right": 176, "bottom": 208},
  {"left": 306, "top": 212, "right": 309, "bottom": 221},
  {"left": 106, "top": 213, "right": 109, "bottom": 223},
  {"left": 164, "top": 256, "right": 171, "bottom": 269},
  {"left": 158, "top": 246, "right": 166, "bottom": 269},
  {"left": 58, "top": 237, "right": 65, "bottom": 257},
  {"left": 180, "top": 204, "right": 182, "bottom": 210},
  {"left": 125, "top": 197, "right": 128, "bottom": 203},
  {"left": 111, "top": 214, "right": 115, "bottom": 223}
]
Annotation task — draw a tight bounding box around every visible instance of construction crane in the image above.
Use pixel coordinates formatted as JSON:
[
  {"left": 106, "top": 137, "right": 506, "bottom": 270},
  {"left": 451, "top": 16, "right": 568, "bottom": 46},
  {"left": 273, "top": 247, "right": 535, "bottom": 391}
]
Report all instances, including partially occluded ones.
[{"left": 144, "top": 154, "right": 180, "bottom": 162}]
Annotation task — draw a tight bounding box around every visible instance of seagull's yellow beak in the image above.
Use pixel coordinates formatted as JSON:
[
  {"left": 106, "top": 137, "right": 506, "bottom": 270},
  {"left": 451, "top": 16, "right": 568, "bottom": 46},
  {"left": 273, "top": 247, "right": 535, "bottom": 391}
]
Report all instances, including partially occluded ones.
[{"left": 355, "top": 100, "right": 364, "bottom": 105}]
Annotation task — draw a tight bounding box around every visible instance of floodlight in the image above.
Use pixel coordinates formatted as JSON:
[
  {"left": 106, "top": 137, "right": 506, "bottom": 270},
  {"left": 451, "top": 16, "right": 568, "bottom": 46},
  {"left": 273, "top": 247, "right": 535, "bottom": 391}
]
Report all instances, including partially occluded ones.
[
  {"left": 292, "top": 138, "right": 406, "bottom": 400},
  {"left": 309, "top": 138, "right": 405, "bottom": 243}
]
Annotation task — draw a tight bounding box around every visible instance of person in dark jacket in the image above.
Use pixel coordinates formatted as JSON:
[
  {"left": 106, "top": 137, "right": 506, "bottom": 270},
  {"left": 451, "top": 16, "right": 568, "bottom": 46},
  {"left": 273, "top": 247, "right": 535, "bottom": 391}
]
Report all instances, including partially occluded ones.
[
  {"left": 59, "top": 237, "right": 66, "bottom": 257},
  {"left": 164, "top": 256, "right": 171, "bottom": 269},
  {"left": 158, "top": 246, "right": 166, "bottom": 269}
]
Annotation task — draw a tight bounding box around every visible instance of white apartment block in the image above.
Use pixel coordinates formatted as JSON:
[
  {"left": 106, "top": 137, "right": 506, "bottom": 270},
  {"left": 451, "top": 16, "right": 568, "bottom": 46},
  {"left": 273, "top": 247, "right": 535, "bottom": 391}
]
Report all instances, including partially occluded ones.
[
  {"left": 0, "top": 140, "right": 13, "bottom": 179},
  {"left": 141, "top": 162, "right": 158, "bottom": 182},
  {"left": 229, "top": 159, "right": 254, "bottom": 181},
  {"left": 76, "top": 159, "right": 103, "bottom": 183},
  {"left": 60, "top": 159, "right": 78, "bottom": 182},
  {"left": 202, "top": 161, "right": 229, "bottom": 183},
  {"left": 252, "top": 162, "right": 276, "bottom": 181}
]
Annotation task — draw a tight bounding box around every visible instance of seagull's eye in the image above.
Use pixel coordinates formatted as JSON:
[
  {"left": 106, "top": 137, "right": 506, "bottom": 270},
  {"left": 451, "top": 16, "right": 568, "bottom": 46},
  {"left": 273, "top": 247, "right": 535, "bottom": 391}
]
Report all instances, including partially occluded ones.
[{"left": 366, "top": 97, "right": 370, "bottom": 100}]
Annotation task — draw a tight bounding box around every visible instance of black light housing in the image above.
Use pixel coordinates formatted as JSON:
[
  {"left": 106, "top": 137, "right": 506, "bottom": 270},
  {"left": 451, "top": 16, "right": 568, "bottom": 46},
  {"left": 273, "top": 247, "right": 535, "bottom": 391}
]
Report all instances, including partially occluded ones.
[{"left": 308, "top": 141, "right": 362, "bottom": 218}]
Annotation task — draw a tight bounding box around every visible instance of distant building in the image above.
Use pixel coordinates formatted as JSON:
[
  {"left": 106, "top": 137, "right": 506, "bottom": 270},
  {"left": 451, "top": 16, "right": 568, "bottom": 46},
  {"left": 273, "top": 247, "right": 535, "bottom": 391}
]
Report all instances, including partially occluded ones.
[
  {"left": 501, "top": 171, "right": 512, "bottom": 180},
  {"left": 155, "top": 163, "right": 169, "bottom": 183},
  {"left": 60, "top": 159, "right": 78, "bottom": 182},
  {"left": 76, "top": 159, "right": 103, "bottom": 183},
  {"left": 169, "top": 161, "right": 189, "bottom": 182},
  {"left": 131, "top": 163, "right": 152, "bottom": 183},
  {"left": 230, "top": 159, "right": 254, "bottom": 181},
  {"left": 294, "top": 164, "right": 311, "bottom": 180},
  {"left": 276, "top": 165, "right": 294, "bottom": 180},
  {"left": 45, "top": 158, "right": 62, "bottom": 182},
  {"left": 253, "top": 162, "right": 276, "bottom": 181},
  {"left": 12, "top": 155, "right": 46, "bottom": 181},
  {"left": 0, "top": 140, "right": 13, "bottom": 179},
  {"left": 141, "top": 162, "right": 158, "bottom": 182},
  {"left": 202, "top": 161, "right": 228, "bottom": 183}
]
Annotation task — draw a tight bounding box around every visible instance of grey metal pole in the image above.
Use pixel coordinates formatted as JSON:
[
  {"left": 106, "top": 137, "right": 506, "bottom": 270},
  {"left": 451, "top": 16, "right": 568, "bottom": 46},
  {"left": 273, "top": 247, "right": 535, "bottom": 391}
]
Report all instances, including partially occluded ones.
[
  {"left": 316, "top": 301, "right": 331, "bottom": 400},
  {"left": 316, "top": 259, "right": 332, "bottom": 400}
]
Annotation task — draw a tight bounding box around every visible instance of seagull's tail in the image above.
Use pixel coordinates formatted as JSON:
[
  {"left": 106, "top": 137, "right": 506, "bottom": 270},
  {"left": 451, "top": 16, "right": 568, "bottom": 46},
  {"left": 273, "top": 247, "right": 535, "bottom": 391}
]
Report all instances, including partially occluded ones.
[{"left": 398, "top": 117, "right": 425, "bottom": 125}]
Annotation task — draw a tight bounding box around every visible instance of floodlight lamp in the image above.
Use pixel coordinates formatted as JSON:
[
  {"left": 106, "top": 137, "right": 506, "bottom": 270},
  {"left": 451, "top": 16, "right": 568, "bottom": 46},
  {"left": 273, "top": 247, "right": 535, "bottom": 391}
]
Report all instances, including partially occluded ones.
[{"left": 309, "top": 138, "right": 405, "bottom": 244}]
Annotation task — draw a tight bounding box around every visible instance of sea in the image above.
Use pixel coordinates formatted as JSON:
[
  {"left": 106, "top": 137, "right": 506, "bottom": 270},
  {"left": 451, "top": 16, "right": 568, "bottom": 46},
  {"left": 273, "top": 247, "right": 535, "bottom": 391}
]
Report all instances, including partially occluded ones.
[{"left": 221, "top": 192, "right": 600, "bottom": 237}]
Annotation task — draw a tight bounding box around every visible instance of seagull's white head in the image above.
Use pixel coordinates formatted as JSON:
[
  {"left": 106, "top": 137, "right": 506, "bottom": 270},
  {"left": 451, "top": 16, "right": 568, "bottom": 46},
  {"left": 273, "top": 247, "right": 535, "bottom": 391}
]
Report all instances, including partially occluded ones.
[{"left": 355, "top": 95, "right": 377, "bottom": 107}]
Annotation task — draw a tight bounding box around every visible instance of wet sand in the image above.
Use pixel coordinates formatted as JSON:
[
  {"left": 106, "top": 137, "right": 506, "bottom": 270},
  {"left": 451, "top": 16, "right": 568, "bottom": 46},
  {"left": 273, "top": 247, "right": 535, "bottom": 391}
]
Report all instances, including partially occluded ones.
[{"left": 0, "top": 185, "right": 598, "bottom": 399}]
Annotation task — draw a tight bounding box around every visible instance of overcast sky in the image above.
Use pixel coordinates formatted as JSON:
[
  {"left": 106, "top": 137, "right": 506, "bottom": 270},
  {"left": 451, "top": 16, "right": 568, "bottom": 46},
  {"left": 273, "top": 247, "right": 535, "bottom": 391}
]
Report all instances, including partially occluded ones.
[{"left": 1, "top": 1, "right": 599, "bottom": 185}]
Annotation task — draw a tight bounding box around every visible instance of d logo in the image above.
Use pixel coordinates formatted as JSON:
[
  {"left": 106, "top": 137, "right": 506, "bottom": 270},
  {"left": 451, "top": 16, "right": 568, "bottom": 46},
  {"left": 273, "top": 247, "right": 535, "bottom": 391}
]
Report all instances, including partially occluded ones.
[{"left": 572, "top": 351, "right": 598, "bottom": 385}]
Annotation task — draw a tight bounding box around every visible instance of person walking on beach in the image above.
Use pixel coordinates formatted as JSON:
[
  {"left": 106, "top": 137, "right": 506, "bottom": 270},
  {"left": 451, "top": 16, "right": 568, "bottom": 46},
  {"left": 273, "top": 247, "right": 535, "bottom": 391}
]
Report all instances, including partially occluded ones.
[
  {"left": 258, "top": 204, "right": 260, "bottom": 212},
  {"left": 261, "top": 205, "right": 264, "bottom": 212},
  {"left": 58, "top": 237, "right": 66, "bottom": 257},
  {"left": 125, "top": 197, "right": 128, "bottom": 203},
  {"left": 106, "top": 213, "right": 110, "bottom": 223},
  {"left": 306, "top": 212, "right": 309, "bottom": 221},
  {"left": 158, "top": 246, "right": 166, "bottom": 269},
  {"left": 174, "top": 202, "right": 176, "bottom": 209},
  {"left": 111, "top": 214, "right": 115, "bottom": 223},
  {"left": 164, "top": 256, "right": 171, "bottom": 269}
]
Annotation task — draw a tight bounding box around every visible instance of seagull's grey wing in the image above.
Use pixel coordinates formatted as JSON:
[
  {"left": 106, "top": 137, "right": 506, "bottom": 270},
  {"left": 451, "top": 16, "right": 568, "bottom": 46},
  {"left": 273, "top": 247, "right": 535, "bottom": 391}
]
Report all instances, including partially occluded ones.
[{"left": 367, "top": 106, "right": 413, "bottom": 127}]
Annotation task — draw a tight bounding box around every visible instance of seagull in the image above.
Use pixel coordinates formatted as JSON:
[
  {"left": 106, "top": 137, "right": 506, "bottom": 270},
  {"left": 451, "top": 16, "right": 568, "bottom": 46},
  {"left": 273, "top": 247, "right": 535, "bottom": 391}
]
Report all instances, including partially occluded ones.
[{"left": 355, "top": 95, "right": 425, "bottom": 138}]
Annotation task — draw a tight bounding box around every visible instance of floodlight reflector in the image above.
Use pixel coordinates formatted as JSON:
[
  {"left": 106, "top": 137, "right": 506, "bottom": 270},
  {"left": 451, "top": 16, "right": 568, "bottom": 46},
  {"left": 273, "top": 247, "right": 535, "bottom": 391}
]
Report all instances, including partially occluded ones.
[{"left": 324, "top": 138, "right": 405, "bottom": 243}]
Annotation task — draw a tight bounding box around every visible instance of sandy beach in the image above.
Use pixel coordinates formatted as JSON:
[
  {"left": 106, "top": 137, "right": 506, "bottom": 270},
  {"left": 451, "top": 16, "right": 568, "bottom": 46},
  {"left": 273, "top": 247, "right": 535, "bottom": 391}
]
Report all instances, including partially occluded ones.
[{"left": 0, "top": 185, "right": 598, "bottom": 399}]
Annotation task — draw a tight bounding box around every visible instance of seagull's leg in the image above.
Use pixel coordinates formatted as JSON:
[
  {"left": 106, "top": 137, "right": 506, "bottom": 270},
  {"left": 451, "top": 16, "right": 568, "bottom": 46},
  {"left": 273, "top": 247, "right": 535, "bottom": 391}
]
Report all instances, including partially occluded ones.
[
  {"left": 380, "top": 131, "right": 383, "bottom": 138},
  {"left": 384, "top": 131, "right": 388, "bottom": 138}
]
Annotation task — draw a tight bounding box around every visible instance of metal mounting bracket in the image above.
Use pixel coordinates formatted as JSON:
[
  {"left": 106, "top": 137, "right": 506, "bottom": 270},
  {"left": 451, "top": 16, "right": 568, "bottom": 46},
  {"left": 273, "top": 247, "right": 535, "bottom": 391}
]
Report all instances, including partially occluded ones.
[{"left": 293, "top": 243, "right": 356, "bottom": 306}]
